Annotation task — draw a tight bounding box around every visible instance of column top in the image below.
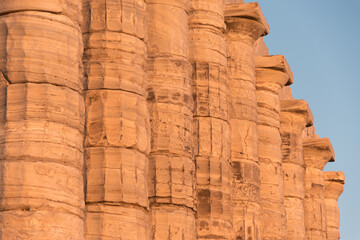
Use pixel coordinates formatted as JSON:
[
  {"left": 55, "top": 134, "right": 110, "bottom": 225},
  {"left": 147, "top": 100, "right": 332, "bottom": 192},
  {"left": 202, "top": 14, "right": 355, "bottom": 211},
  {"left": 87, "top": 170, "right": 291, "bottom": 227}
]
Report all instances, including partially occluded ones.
[
  {"left": 224, "top": 2, "right": 269, "bottom": 36},
  {"left": 255, "top": 55, "right": 294, "bottom": 86},
  {"left": 324, "top": 171, "right": 345, "bottom": 200},
  {"left": 324, "top": 171, "right": 345, "bottom": 184},
  {"left": 303, "top": 137, "right": 335, "bottom": 170},
  {"left": 280, "top": 100, "right": 314, "bottom": 128}
]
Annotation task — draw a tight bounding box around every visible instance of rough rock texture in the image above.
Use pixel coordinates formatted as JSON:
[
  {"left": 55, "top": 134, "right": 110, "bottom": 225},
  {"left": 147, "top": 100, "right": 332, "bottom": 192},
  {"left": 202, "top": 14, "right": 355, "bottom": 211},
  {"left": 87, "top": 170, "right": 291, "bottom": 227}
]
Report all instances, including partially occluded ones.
[
  {"left": 146, "top": 1, "right": 196, "bottom": 239},
  {"left": 255, "top": 38, "right": 270, "bottom": 56},
  {"left": 226, "top": 0, "right": 245, "bottom": 4},
  {"left": 303, "top": 125, "right": 318, "bottom": 139},
  {"left": 0, "top": 1, "right": 85, "bottom": 239},
  {"left": 82, "top": 1, "right": 150, "bottom": 239},
  {"left": 256, "top": 55, "right": 293, "bottom": 240},
  {"left": 225, "top": 3, "right": 269, "bottom": 239},
  {"left": 189, "top": 1, "right": 233, "bottom": 239},
  {"left": 0, "top": 1, "right": 345, "bottom": 239},
  {"left": 324, "top": 171, "right": 345, "bottom": 240},
  {"left": 303, "top": 138, "right": 335, "bottom": 240},
  {"left": 279, "top": 86, "right": 294, "bottom": 100},
  {"left": 280, "top": 100, "right": 313, "bottom": 240}
]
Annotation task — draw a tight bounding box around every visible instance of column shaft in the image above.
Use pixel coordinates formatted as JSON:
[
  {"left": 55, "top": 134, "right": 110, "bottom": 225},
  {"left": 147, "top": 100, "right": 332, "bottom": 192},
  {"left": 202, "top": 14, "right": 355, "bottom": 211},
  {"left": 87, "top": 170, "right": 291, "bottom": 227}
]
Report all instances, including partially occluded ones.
[
  {"left": 0, "top": 1, "right": 84, "bottom": 238},
  {"left": 324, "top": 171, "right": 345, "bottom": 240},
  {"left": 189, "top": 1, "right": 232, "bottom": 239},
  {"left": 303, "top": 138, "right": 335, "bottom": 240},
  {"left": 82, "top": 1, "right": 150, "bottom": 239},
  {"left": 256, "top": 55, "right": 293, "bottom": 240},
  {"left": 225, "top": 3, "right": 269, "bottom": 239},
  {"left": 280, "top": 100, "right": 313, "bottom": 240},
  {"left": 146, "top": 1, "right": 196, "bottom": 239}
]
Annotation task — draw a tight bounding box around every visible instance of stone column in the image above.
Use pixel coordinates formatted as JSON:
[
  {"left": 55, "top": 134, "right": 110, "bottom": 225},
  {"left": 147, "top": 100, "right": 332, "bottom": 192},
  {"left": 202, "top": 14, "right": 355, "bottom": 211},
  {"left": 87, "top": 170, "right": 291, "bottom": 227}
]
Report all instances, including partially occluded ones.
[
  {"left": 255, "top": 55, "right": 293, "bottom": 240},
  {"left": 82, "top": 1, "right": 150, "bottom": 239},
  {"left": 0, "top": 1, "right": 84, "bottom": 239},
  {"left": 303, "top": 138, "right": 335, "bottom": 240},
  {"left": 324, "top": 171, "right": 345, "bottom": 240},
  {"left": 224, "top": 3, "right": 269, "bottom": 239},
  {"left": 146, "top": 1, "right": 196, "bottom": 239},
  {"left": 189, "top": 1, "right": 232, "bottom": 239},
  {"left": 280, "top": 100, "right": 313, "bottom": 240},
  {"left": 226, "top": 0, "right": 244, "bottom": 4}
]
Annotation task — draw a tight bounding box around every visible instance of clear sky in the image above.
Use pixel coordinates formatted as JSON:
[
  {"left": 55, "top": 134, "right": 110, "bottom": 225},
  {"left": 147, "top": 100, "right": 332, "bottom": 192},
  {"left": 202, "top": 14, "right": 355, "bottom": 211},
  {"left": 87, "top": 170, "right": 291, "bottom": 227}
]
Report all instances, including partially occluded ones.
[{"left": 247, "top": 1, "right": 360, "bottom": 239}]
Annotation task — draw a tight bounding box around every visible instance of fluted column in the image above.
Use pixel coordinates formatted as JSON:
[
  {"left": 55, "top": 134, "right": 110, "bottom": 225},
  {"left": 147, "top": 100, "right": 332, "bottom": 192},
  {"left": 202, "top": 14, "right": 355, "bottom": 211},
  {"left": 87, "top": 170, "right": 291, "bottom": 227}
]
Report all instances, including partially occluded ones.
[
  {"left": 224, "top": 3, "right": 269, "bottom": 239},
  {"left": 324, "top": 171, "right": 345, "bottom": 240},
  {"left": 303, "top": 138, "right": 335, "bottom": 240},
  {"left": 0, "top": 1, "right": 84, "bottom": 238},
  {"left": 189, "top": 1, "right": 233, "bottom": 239},
  {"left": 146, "top": 1, "right": 196, "bottom": 239},
  {"left": 256, "top": 55, "right": 293, "bottom": 240},
  {"left": 82, "top": 1, "right": 150, "bottom": 239},
  {"left": 280, "top": 100, "right": 313, "bottom": 240}
]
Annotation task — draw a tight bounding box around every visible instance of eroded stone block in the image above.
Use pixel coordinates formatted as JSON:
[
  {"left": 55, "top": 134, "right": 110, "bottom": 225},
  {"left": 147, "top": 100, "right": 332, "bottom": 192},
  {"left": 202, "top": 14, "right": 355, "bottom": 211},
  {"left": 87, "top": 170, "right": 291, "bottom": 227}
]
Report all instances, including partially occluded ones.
[
  {"left": 150, "top": 205, "right": 196, "bottom": 240},
  {"left": 85, "top": 90, "right": 150, "bottom": 154},
  {"left": 86, "top": 204, "right": 149, "bottom": 240},
  {"left": 84, "top": 32, "right": 146, "bottom": 95},
  {"left": 0, "top": 12, "right": 83, "bottom": 91},
  {"left": 82, "top": 0, "right": 146, "bottom": 39},
  {"left": 86, "top": 147, "right": 148, "bottom": 208}
]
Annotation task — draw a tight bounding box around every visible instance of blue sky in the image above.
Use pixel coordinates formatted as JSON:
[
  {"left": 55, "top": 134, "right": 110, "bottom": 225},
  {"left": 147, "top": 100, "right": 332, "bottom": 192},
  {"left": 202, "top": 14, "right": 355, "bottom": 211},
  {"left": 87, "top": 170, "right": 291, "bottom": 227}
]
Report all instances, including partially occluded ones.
[{"left": 248, "top": 1, "right": 360, "bottom": 239}]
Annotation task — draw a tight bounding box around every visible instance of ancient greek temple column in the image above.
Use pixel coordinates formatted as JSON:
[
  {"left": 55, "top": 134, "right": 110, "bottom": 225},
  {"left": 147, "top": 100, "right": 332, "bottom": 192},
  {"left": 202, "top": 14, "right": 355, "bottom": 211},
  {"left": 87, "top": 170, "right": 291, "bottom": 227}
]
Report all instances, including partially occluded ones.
[
  {"left": 280, "top": 100, "right": 313, "bottom": 240},
  {"left": 224, "top": 3, "right": 269, "bottom": 239},
  {"left": 324, "top": 171, "right": 345, "bottom": 240},
  {"left": 226, "top": 0, "right": 245, "bottom": 4},
  {"left": 82, "top": 1, "right": 150, "bottom": 239},
  {"left": 255, "top": 55, "right": 293, "bottom": 240},
  {"left": 146, "top": 1, "right": 196, "bottom": 239},
  {"left": 303, "top": 138, "right": 335, "bottom": 240},
  {"left": 0, "top": 1, "right": 84, "bottom": 238},
  {"left": 188, "top": 1, "right": 233, "bottom": 239}
]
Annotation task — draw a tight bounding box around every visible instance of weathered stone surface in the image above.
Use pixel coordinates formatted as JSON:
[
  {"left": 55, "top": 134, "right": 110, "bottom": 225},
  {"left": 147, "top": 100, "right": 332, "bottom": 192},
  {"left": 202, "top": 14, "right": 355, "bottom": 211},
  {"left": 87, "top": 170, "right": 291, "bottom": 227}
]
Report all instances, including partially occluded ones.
[
  {"left": 0, "top": 2, "right": 85, "bottom": 238},
  {"left": 324, "top": 171, "right": 345, "bottom": 240},
  {"left": 83, "top": 32, "right": 147, "bottom": 95},
  {"left": 255, "top": 38, "right": 269, "bottom": 56},
  {"left": 0, "top": 12, "right": 83, "bottom": 92},
  {"left": 280, "top": 100, "right": 313, "bottom": 240},
  {"left": 226, "top": 0, "right": 244, "bottom": 4},
  {"left": 82, "top": 0, "right": 146, "bottom": 39},
  {"left": 0, "top": 1, "right": 346, "bottom": 239},
  {"left": 86, "top": 204, "right": 149, "bottom": 240},
  {"left": 256, "top": 55, "right": 292, "bottom": 240},
  {"left": 0, "top": 0, "right": 81, "bottom": 24},
  {"left": 225, "top": 3, "right": 269, "bottom": 239},
  {"left": 150, "top": 205, "right": 196, "bottom": 240},
  {"left": 82, "top": 1, "right": 150, "bottom": 239},
  {"left": 147, "top": 1, "right": 196, "bottom": 239},
  {"left": 189, "top": 1, "right": 233, "bottom": 239},
  {"left": 86, "top": 148, "right": 149, "bottom": 206},
  {"left": 279, "top": 86, "right": 294, "bottom": 100},
  {"left": 85, "top": 90, "right": 150, "bottom": 152},
  {"left": 303, "top": 125, "right": 318, "bottom": 139},
  {"left": 303, "top": 138, "right": 335, "bottom": 240}
]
